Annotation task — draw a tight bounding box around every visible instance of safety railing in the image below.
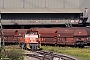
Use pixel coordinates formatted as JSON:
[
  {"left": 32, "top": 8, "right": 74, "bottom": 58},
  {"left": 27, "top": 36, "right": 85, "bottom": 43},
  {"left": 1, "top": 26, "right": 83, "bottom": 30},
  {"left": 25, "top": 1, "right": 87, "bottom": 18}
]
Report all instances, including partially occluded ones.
[{"left": 1, "top": 19, "right": 79, "bottom": 25}]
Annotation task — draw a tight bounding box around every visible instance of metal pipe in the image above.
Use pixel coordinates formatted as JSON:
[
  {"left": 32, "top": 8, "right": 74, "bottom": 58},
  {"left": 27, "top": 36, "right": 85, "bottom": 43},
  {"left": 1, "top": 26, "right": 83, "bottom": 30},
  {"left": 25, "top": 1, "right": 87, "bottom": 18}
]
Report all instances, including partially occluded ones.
[
  {"left": 22, "top": 0, "right": 25, "bottom": 8},
  {"left": 0, "top": 11, "right": 1, "bottom": 47},
  {"left": 45, "top": 0, "right": 46, "bottom": 8},
  {"left": 0, "top": 11, "right": 5, "bottom": 52},
  {"left": 63, "top": 0, "right": 65, "bottom": 8},
  {"left": 2, "top": 0, "right": 4, "bottom": 8}
]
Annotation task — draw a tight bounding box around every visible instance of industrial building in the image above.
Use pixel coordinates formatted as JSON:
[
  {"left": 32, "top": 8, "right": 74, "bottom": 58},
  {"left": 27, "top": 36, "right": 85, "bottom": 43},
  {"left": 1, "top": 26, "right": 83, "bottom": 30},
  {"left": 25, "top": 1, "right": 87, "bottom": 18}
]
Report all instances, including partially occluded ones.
[{"left": 0, "top": 0, "right": 90, "bottom": 28}]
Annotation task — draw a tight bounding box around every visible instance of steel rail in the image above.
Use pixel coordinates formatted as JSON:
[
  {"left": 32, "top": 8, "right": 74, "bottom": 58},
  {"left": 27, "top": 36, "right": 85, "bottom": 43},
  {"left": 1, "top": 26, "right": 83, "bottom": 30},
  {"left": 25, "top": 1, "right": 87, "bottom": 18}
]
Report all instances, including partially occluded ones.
[{"left": 24, "top": 51, "right": 78, "bottom": 60}]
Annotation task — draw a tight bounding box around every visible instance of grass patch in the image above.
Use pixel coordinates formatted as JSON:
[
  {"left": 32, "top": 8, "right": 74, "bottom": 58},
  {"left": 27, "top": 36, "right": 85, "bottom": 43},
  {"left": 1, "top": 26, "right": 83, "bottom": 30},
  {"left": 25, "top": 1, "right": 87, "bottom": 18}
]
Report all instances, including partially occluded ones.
[
  {"left": 42, "top": 46, "right": 90, "bottom": 60},
  {"left": 0, "top": 45, "right": 24, "bottom": 60},
  {"left": 6, "top": 49, "right": 24, "bottom": 60}
]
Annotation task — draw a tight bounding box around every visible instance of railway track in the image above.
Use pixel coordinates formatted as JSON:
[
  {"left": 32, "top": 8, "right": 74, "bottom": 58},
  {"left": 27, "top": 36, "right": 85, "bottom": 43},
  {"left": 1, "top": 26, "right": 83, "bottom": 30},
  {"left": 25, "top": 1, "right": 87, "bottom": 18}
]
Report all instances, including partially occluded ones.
[{"left": 24, "top": 51, "right": 78, "bottom": 60}]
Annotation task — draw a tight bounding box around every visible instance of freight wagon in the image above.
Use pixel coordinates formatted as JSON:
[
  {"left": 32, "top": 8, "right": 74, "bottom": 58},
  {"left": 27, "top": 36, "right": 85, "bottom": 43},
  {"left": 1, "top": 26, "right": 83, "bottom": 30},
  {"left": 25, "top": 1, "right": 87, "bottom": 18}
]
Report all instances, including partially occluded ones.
[
  {"left": 35, "top": 27, "right": 90, "bottom": 47},
  {"left": 36, "top": 28, "right": 57, "bottom": 45},
  {"left": 0, "top": 27, "right": 90, "bottom": 48},
  {"left": 0, "top": 29, "right": 27, "bottom": 44},
  {"left": 56, "top": 27, "right": 90, "bottom": 47}
]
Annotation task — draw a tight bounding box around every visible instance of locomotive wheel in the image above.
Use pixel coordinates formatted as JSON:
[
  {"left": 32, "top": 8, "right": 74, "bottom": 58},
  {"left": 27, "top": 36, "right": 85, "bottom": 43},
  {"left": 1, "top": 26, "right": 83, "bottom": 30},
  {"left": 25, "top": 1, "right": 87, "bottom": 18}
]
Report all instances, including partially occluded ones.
[
  {"left": 19, "top": 43, "right": 23, "bottom": 48},
  {"left": 38, "top": 44, "right": 40, "bottom": 48},
  {"left": 20, "top": 43, "right": 24, "bottom": 49},
  {"left": 30, "top": 44, "right": 37, "bottom": 51},
  {"left": 19, "top": 43, "right": 27, "bottom": 50},
  {"left": 26, "top": 44, "right": 30, "bottom": 49}
]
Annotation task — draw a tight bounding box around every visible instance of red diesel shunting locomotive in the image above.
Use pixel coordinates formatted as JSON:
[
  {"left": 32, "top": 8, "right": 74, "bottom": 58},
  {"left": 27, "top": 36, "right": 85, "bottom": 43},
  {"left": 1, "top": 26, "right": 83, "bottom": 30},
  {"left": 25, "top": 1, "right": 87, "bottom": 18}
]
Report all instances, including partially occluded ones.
[{"left": 19, "top": 29, "right": 41, "bottom": 50}]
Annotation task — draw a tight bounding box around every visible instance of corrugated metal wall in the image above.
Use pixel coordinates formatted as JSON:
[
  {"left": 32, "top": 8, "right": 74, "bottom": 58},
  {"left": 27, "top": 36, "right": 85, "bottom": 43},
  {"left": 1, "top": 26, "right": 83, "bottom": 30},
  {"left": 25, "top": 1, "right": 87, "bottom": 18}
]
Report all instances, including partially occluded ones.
[
  {"left": 1, "top": 20, "right": 78, "bottom": 25},
  {"left": 24, "top": 0, "right": 45, "bottom": 8},
  {"left": 3, "top": 0, "right": 23, "bottom": 8},
  {"left": 46, "top": 0, "right": 64, "bottom": 8},
  {"left": 1, "top": 0, "right": 80, "bottom": 9},
  {"left": 65, "top": 0, "right": 79, "bottom": 8},
  {"left": 0, "top": 0, "right": 2, "bottom": 8}
]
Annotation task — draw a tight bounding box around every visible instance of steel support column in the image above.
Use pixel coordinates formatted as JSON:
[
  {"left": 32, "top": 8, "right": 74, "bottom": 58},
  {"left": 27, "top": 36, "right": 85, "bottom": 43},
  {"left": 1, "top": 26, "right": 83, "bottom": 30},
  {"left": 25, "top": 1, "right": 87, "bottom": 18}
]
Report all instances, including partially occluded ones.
[
  {"left": 22, "top": 0, "right": 25, "bottom": 8},
  {"left": 0, "top": 11, "right": 1, "bottom": 47},
  {"left": 2, "top": 0, "right": 4, "bottom": 8},
  {"left": 0, "top": 11, "right": 5, "bottom": 51}
]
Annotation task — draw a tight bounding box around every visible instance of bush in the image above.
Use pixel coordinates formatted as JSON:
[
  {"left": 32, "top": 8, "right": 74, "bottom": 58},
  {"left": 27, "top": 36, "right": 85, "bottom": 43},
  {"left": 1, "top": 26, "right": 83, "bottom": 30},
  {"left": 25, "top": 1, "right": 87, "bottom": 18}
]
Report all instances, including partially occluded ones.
[
  {"left": 0, "top": 49, "right": 24, "bottom": 60},
  {"left": 0, "top": 47, "right": 1, "bottom": 51},
  {"left": 7, "top": 49, "right": 24, "bottom": 60},
  {"left": 0, "top": 47, "right": 6, "bottom": 60}
]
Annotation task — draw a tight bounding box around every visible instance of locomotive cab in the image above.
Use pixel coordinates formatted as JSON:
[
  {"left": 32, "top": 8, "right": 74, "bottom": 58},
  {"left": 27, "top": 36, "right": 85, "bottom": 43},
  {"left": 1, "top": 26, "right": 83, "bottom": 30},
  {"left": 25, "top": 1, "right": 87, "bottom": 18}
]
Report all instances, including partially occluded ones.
[{"left": 25, "top": 30, "right": 38, "bottom": 44}]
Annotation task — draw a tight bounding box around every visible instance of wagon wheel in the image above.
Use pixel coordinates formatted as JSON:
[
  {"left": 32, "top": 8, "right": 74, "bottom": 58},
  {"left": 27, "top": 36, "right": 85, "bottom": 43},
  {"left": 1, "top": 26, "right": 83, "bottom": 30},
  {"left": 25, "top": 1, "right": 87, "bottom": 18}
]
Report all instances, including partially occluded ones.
[
  {"left": 79, "top": 42, "right": 84, "bottom": 48},
  {"left": 55, "top": 43, "right": 57, "bottom": 46},
  {"left": 74, "top": 41, "right": 84, "bottom": 48}
]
